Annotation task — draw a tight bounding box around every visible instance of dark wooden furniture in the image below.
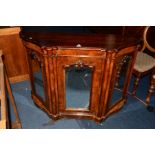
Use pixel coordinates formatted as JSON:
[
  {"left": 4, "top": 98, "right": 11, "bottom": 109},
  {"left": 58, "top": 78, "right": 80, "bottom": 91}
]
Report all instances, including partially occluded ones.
[
  {"left": 131, "top": 27, "right": 155, "bottom": 105},
  {"left": 144, "top": 26, "right": 155, "bottom": 105},
  {"left": 0, "top": 27, "right": 29, "bottom": 83},
  {"left": 20, "top": 31, "right": 140, "bottom": 122},
  {"left": 0, "top": 26, "right": 144, "bottom": 84},
  {"left": 132, "top": 27, "right": 155, "bottom": 96}
]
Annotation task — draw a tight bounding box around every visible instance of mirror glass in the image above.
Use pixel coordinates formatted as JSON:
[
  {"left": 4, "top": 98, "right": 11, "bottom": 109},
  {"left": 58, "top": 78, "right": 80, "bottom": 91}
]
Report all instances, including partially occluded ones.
[
  {"left": 108, "top": 55, "right": 132, "bottom": 109},
  {"left": 65, "top": 66, "right": 93, "bottom": 109},
  {"left": 30, "top": 53, "right": 46, "bottom": 102}
]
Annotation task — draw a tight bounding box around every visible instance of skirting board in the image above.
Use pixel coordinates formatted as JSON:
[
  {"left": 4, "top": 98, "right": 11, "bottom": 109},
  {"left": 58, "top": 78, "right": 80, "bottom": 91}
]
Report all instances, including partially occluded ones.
[{"left": 9, "top": 74, "right": 30, "bottom": 84}]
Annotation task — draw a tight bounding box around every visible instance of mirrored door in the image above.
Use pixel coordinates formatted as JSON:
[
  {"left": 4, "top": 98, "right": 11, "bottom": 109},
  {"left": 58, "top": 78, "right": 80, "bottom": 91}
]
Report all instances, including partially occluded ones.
[{"left": 57, "top": 56, "right": 103, "bottom": 114}]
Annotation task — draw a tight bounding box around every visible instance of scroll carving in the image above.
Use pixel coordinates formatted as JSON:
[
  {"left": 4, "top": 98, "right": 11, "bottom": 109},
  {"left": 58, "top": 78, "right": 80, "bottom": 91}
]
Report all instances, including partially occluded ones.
[
  {"left": 28, "top": 49, "right": 43, "bottom": 67},
  {"left": 64, "top": 60, "right": 93, "bottom": 70}
]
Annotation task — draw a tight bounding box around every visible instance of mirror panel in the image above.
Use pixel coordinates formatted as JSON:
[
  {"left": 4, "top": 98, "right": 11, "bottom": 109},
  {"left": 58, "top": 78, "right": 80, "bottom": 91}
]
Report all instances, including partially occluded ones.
[
  {"left": 65, "top": 66, "right": 93, "bottom": 109},
  {"left": 30, "top": 52, "right": 46, "bottom": 102},
  {"left": 108, "top": 55, "right": 132, "bottom": 109}
]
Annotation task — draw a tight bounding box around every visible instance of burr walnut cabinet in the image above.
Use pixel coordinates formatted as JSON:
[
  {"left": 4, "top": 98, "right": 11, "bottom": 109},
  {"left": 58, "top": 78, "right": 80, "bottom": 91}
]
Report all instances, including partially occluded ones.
[{"left": 20, "top": 32, "right": 140, "bottom": 122}]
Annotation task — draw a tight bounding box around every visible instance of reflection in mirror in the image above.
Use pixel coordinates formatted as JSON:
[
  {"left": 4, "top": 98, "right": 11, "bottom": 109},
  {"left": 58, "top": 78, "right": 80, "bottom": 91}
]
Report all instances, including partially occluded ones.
[
  {"left": 30, "top": 53, "right": 46, "bottom": 102},
  {"left": 108, "top": 55, "right": 132, "bottom": 109},
  {"left": 65, "top": 66, "right": 93, "bottom": 109}
]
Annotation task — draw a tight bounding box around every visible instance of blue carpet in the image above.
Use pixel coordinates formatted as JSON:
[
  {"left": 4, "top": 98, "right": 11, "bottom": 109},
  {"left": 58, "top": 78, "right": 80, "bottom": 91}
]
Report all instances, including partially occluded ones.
[{"left": 10, "top": 74, "right": 155, "bottom": 129}]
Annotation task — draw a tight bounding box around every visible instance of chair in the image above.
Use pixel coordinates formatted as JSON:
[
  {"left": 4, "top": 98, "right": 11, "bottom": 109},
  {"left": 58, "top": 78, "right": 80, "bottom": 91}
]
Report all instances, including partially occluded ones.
[{"left": 131, "top": 26, "right": 155, "bottom": 105}]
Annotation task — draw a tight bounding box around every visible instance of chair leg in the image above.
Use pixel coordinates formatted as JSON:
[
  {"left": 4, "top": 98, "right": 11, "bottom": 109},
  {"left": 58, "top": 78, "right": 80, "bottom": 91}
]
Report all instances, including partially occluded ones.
[
  {"left": 146, "top": 77, "right": 155, "bottom": 105},
  {"left": 131, "top": 73, "right": 141, "bottom": 96}
]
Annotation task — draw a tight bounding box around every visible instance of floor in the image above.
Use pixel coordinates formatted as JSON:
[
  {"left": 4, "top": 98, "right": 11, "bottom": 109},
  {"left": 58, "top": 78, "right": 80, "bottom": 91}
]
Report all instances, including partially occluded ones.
[{"left": 9, "top": 74, "right": 155, "bottom": 129}]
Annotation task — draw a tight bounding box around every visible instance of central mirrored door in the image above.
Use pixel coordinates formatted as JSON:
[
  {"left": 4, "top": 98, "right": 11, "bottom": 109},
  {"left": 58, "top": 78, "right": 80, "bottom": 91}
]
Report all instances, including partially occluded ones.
[{"left": 56, "top": 55, "right": 103, "bottom": 115}]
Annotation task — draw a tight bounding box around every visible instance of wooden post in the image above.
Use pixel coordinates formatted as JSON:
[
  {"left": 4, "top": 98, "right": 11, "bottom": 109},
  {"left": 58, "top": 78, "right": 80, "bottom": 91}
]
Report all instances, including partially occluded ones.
[
  {"left": 0, "top": 50, "right": 22, "bottom": 129},
  {"left": 0, "top": 50, "right": 7, "bottom": 129}
]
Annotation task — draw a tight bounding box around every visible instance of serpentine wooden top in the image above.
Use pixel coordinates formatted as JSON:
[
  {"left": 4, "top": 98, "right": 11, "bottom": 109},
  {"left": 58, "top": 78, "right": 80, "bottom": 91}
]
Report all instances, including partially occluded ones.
[{"left": 20, "top": 31, "right": 141, "bottom": 51}]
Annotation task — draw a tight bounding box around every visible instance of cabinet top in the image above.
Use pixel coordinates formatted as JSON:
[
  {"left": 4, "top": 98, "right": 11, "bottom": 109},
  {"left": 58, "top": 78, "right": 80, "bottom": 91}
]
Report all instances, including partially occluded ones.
[{"left": 20, "top": 31, "right": 141, "bottom": 50}]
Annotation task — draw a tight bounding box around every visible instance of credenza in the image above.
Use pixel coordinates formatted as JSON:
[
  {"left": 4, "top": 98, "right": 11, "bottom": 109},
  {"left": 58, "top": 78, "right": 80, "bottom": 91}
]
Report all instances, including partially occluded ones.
[{"left": 20, "top": 31, "right": 140, "bottom": 122}]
